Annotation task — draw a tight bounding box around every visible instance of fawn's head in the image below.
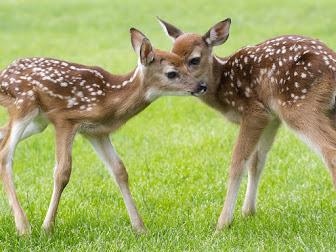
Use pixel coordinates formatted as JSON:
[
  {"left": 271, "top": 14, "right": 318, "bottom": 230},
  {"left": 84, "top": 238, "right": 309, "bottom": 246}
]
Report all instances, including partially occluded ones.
[
  {"left": 130, "top": 28, "right": 207, "bottom": 100},
  {"left": 157, "top": 18, "right": 231, "bottom": 83}
]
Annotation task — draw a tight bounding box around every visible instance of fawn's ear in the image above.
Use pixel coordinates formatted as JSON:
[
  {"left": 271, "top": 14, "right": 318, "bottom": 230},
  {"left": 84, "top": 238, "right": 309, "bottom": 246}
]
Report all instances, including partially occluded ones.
[
  {"left": 130, "top": 28, "right": 155, "bottom": 65},
  {"left": 202, "top": 18, "right": 231, "bottom": 47},
  {"left": 157, "top": 17, "right": 184, "bottom": 41}
]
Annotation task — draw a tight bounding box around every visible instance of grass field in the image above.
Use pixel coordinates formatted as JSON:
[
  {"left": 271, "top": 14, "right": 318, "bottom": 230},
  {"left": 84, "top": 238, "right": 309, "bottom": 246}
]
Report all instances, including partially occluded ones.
[{"left": 1, "top": 0, "right": 336, "bottom": 251}]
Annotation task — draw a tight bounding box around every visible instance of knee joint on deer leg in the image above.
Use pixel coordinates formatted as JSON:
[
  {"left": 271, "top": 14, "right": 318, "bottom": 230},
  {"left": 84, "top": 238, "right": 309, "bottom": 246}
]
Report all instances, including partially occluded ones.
[
  {"left": 54, "top": 165, "right": 71, "bottom": 189},
  {"left": 55, "top": 172, "right": 70, "bottom": 189},
  {"left": 0, "top": 150, "right": 10, "bottom": 175},
  {"left": 114, "top": 161, "right": 128, "bottom": 183}
]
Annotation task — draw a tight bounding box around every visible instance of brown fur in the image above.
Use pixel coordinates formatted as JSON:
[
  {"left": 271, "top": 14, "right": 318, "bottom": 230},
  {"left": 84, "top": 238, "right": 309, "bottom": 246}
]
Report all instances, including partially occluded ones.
[
  {"left": 0, "top": 29, "right": 206, "bottom": 235},
  {"left": 159, "top": 18, "right": 336, "bottom": 230}
]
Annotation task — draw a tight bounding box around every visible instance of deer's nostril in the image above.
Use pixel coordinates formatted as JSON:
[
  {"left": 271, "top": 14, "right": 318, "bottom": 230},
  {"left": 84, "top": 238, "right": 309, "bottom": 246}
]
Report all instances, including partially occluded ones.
[
  {"left": 193, "top": 81, "right": 207, "bottom": 95},
  {"left": 198, "top": 81, "right": 207, "bottom": 92},
  {"left": 191, "top": 81, "right": 207, "bottom": 96}
]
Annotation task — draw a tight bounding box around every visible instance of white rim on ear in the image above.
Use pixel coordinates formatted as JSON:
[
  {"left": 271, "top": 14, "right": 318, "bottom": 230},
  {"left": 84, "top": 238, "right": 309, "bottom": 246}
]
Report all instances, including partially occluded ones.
[
  {"left": 156, "top": 17, "right": 183, "bottom": 41},
  {"left": 158, "top": 19, "right": 176, "bottom": 42}
]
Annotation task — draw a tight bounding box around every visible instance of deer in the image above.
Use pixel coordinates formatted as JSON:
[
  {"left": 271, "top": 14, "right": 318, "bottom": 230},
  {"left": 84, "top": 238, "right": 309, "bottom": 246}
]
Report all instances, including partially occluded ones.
[
  {"left": 0, "top": 28, "right": 207, "bottom": 235},
  {"left": 157, "top": 17, "right": 336, "bottom": 231}
]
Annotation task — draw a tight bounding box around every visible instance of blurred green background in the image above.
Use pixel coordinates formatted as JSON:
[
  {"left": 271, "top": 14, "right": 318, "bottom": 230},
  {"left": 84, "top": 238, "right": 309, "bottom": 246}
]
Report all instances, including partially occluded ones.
[{"left": 0, "top": 0, "right": 336, "bottom": 251}]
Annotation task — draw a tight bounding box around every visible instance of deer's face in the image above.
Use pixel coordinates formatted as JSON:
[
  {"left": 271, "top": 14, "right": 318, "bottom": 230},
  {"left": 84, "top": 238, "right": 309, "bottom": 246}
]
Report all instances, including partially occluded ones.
[
  {"left": 142, "top": 49, "right": 207, "bottom": 99},
  {"left": 171, "top": 34, "right": 212, "bottom": 83},
  {"left": 130, "top": 28, "right": 207, "bottom": 100},
  {"left": 157, "top": 18, "right": 231, "bottom": 84}
]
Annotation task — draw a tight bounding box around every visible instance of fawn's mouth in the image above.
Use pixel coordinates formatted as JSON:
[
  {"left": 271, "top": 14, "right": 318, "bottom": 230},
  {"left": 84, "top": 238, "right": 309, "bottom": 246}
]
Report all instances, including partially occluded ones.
[{"left": 191, "top": 89, "right": 207, "bottom": 96}]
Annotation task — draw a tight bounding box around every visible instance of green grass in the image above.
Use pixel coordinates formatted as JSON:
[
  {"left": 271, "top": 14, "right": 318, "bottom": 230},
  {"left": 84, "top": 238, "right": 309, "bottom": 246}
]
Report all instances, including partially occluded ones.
[{"left": 1, "top": 0, "right": 336, "bottom": 250}]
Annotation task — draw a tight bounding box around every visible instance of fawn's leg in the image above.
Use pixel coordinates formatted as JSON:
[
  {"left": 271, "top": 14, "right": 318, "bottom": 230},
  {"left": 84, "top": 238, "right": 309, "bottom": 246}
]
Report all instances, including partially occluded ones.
[
  {"left": 0, "top": 124, "right": 9, "bottom": 142},
  {"left": 0, "top": 109, "right": 38, "bottom": 235},
  {"left": 323, "top": 147, "right": 336, "bottom": 188},
  {"left": 216, "top": 112, "right": 269, "bottom": 230},
  {"left": 20, "top": 116, "right": 48, "bottom": 140},
  {"left": 87, "top": 135, "right": 145, "bottom": 233},
  {"left": 42, "top": 122, "right": 77, "bottom": 232},
  {"left": 242, "top": 119, "right": 280, "bottom": 216},
  {"left": 0, "top": 115, "right": 47, "bottom": 143},
  {"left": 288, "top": 115, "right": 336, "bottom": 188}
]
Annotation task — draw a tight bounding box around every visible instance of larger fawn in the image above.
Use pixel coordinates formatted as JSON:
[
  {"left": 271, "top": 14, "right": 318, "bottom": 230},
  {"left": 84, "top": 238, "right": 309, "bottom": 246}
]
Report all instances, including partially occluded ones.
[
  {"left": 0, "top": 28, "right": 207, "bottom": 235},
  {"left": 158, "top": 17, "right": 336, "bottom": 230}
]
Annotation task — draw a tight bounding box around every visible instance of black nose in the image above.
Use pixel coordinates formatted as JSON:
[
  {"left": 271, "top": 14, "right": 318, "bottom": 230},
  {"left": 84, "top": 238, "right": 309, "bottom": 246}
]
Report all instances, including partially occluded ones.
[
  {"left": 191, "top": 81, "right": 207, "bottom": 96},
  {"left": 197, "top": 81, "right": 207, "bottom": 93}
]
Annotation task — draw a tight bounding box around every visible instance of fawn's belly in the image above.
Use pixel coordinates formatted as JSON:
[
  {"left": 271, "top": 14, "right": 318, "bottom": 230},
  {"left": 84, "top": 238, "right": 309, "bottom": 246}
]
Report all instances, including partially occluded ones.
[{"left": 78, "top": 120, "right": 124, "bottom": 136}]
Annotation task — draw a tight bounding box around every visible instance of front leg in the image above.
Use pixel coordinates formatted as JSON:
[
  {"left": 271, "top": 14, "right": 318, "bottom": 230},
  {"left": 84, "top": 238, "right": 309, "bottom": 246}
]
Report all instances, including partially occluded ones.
[
  {"left": 86, "top": 135, "right": 145, "bottom": 233},
  {"left": 242, "top": 119, "right": 280, "bottom": 216},
  {"left": 216, "top": 113, "right": 269, "bottom": 230},
  {"left": 43, "top": 122, "right": 77, "bottom": 233}
]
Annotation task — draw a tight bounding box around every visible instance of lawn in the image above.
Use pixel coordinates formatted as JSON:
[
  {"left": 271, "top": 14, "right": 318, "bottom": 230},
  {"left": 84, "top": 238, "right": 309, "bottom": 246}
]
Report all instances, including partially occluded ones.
[{"left": 0, "top": 0, "right": 336, "bottom": 251}]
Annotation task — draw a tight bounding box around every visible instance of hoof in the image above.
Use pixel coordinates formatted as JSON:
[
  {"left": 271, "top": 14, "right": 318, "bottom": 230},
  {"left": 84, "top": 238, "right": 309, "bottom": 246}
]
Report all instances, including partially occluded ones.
[
  {"left": 132, "top": 223, "right": 147, "bottom": 234},
  {"left": 216, "top": 217, "right": 233, "bottom": 232},
  {"left": 242, "top": 207, "right": 256, "bottom": 217},
  {"left": 134, "top": 226, "right": 147, "bottom": 235},
  {"left": 42, "top": 222, "right": 54, "bottom": 235}
]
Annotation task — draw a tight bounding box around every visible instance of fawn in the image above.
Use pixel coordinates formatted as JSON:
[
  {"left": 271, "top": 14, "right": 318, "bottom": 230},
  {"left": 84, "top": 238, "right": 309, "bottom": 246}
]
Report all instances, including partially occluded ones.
[
  {"left": 0, "top": 28, "right": 207, "bottom": 235},
  {"left": 158, "top": 17, "right": 336, "bottom": 230}
]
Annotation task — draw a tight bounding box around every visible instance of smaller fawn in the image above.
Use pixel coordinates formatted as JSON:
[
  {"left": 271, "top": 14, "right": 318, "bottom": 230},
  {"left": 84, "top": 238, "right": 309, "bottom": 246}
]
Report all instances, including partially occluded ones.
[
  {"left": 0, "top": 28, "right": 207, "bottom": 235},
  {"left": 158, "top": 17, "right": 336, "bottom": 230}
]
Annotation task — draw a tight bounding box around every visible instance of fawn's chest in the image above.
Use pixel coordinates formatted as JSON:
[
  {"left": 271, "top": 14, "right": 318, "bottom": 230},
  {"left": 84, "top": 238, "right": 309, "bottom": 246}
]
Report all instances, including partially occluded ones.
[
  {"left": 221, "top": 108, "right": 242, "bottom": 124},
  {"left": 200, "top": 91, "right": 243, "bottom": 124}
]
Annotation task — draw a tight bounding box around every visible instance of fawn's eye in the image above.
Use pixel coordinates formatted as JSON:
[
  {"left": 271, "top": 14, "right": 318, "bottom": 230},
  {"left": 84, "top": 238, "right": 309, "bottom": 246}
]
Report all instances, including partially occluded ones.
[
  {"left": 166, "top": 71, "right": 178, "bottom": 79},
  {"left": 189, "top": 57, "right": 201, "bottom": 66}
]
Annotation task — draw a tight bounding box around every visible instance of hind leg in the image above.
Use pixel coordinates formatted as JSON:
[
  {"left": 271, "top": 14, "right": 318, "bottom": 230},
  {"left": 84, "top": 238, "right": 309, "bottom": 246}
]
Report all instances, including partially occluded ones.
[
  {"left": 20, "top": 114, "right": 48, "bottom": 140},
  {"left": 0, "top": 109, "right": 38, "bottom": 235},
  {"left": 0, "top": 115, "right": 48, "bottom": 143},
  {"left": 283, "top": 108, "right": 336, "bottom": 188},
  {"left": 298, "top": 130, "right": 336, "bottom": 187},
  {"left": 0, "top": 124, "right": 9, "bottom": 143},
  {"left": 302, "top": 124, "right": 336, "bottom": 187}
]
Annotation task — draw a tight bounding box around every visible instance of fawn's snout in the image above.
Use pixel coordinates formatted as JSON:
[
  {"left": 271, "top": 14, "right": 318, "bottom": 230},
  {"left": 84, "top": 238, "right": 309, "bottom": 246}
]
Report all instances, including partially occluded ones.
[{"left": 191, "top": 81, "right": 207, "bottom": 96}]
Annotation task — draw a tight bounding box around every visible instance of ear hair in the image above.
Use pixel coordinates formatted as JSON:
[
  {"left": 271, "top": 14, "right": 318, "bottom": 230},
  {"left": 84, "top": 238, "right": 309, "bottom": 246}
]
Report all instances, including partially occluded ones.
[
  {"left": 156, "top": 17, "right": 184, "bottom": 41},
  {"left": 140, "top": 38, "right": 155, "bottom": 65},
  {"left": 130, "top": 27, "right": 147, "bottom": 55},
  {"left": 202, "top": 18, "right": 231, "bottom": 47},
  {"left": 130, "top": 28, "right": 155, "bottom": 65}
]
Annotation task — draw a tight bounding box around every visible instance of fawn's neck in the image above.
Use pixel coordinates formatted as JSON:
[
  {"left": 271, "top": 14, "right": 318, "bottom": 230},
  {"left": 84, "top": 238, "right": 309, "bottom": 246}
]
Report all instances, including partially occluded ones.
[
  {"left": 198, "top": 56, "right": 226, "bottom": 109},
  {"left": 102, "top": 65, "right": 153, "bottom": 120}
]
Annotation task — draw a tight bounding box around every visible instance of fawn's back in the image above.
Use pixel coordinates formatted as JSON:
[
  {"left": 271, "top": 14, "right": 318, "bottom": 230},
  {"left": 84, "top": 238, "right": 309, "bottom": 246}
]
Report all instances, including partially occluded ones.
[
  {"left": 0, "top": 57, "right": 121, "bottom": 113},
  {"left": 216, "top": 35, "right": 336, "bottom": 117}
]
